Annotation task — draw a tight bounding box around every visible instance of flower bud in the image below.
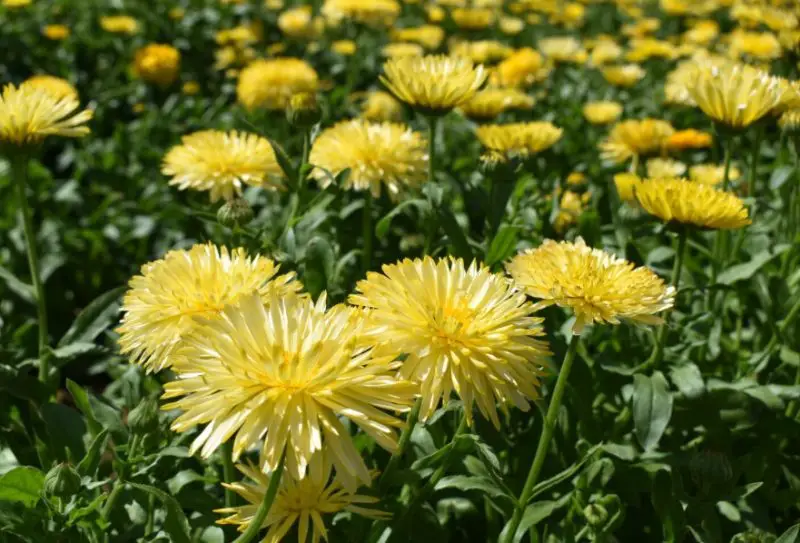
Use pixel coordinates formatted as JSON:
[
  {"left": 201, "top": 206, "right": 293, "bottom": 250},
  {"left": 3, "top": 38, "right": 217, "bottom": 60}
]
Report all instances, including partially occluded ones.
[
  {"left": 217, "top": 198, "right": 254, "bottom": 228},
  {"left": 127, "top": 396, "right": 160, "bottom": 435},
  {"left": 583, "top": 503, "right": 608, "bottom": 526},
  {"left": 287, "top": 92, "right": 321, "bottom": 128},
  {"left": 43, "top": 463, "right": 81, "bottom": 499}
]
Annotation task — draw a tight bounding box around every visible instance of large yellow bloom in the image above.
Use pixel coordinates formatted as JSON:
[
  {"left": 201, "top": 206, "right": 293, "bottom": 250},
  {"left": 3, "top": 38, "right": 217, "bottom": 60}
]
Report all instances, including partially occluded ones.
[
  {"left": 350, "top": 257, "right": 549, "bottom": 427},
  {"left": 237, "top": 58, "right": 319, "bottom": 110},
  {"left": 22, "top": 75, "right": 78, "bottom": 100},
  {"left": 217, "top": 458, "right": 387, "bottom": 542},
  {"left": 117, "top": 244, "right": 300, "bottom": 372},
  {"left": 506, "top": 238, "right": 675, "bottom": 335},
  {"left": 599, "top": 119, "right": 675, "bottom": 165},
  {"left": 0, "top": 83, "right": 91, "bottom": 146},
  {"left": 634, "top": 177, "right": 751, "bottom": 229},
  {"left": 309, "top": 120, "right": 427, "bottom": 199},
  {"left": 459, "top": 88, "right": 535, "bottom": 120},
  {"left": 133, "top": 44, "right": 181, "bottom": 87},
  {"left": 475, "top": 122, "right": 563, "bottom": 161},
  {"left": 491, "top": 48, "right": 551, "bottom": 88},
  {"left": 685, "top": 62, "right": 786, "bottom": 129},
  {"left": 162, "top": 293, "right": 417, "bottom": 486},
  {"left": 162, "top": 130, "right": 284, "bottom": 202},
  {"left": 380, "top": 55, "right": 487, "bottom": 115}
]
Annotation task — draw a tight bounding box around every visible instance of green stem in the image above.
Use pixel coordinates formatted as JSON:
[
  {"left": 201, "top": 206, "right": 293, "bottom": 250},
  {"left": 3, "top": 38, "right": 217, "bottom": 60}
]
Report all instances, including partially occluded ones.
[
  {"left": 101, "top": 481, "right": 125, "bottom": 543},
  {"left": 427, "top": 116, "right": 438, "bottom": 186},
  {"left": 280, "top": 131, "right": 311, "bottom": 239},
  {"left": 12, "top": 155, "right": 50, "bottom": 385},
  {"left": 379, "top": 398, "right": 421, "bottom": 492},
  {"left": 501, "top": 334, "right": 580, "bottom": 543},
  {"left": 232, "top": 449, "right": 286, "bottom": 543},
  {"left": 362, "top": 190, "right": 373, "bottom": 276},
  {"left": 747, "top": 125, "right": 762, "bottom": 202},
  {"left": 222, "top": 441, "right": 237, "bottom": 508},
  {"left": 144, "top": 494, "right": 155, "bottom": 536}
]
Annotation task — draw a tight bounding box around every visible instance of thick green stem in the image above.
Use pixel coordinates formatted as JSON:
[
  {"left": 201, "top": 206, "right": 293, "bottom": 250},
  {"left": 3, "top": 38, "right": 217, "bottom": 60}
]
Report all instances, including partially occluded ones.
[
  {"left": 12, "top": 155, "right": 50, "bottom": 385},
  {"left": 233, "top": 449, "right": 286, "bottom": 543},
  {"left": 222, "top": 441, "right": 237, "bottom": 508},
  {"left": 362, "top": 190, "right": 373, "bottom": 275},
  {"left": 379, "top": 398, "right": 421, "bottom": 492},
  {"left": 501, "top": 335, "right": 580, "bottom": 543}
]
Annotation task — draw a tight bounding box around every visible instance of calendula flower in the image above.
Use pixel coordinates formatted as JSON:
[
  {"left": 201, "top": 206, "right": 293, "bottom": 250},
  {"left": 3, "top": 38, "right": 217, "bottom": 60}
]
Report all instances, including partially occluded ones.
[
  {"left": 42, "top": 24, "right": 70, "bottom": 40},
  {"left": 634, "top": 177, "right": 751, "bottom": 229},
  {"left": 380, "top": 55, "right": 487, "bottom": 115},
  {"left": 357, "top": 90, "right": 403, "bottom": 121},
  {"left": 614, "top": 173, "right": 641, "bottom": 202},
  {"left": 117, "top": 244, "right": 300, "bottom": 372},
  {"left": 23, "top": 75, "right": 78, "bottom": 100},
  {"left": 682, "top": 20, "right": 719, "bottom": 45},
  {"left": 459, "top": 88, "right": 535, "bottom": 120},
  {"left": 626, "top": 38, "right": 677, "bottom": 62},
  {"left": 162, "top": 130, "right": 284, "bottom": 202},
  {"left": 322, "top": 0, "right": 400, "bottom": 26},
  {"left": 685, "top": 62, "right": 785, "bottom": 129},
  {"left": 309, "top": 120, "right": 427, "bottom": 199},
  {"left": 382, "top": 43, "right": 425, "bottom": 58},
  {"left": 278, "top": 6, "right": 323, "bottom": 38},
  {"left": 133, "top": 44, "right": 181, "bottom": 87},
  {"left": 507, "top": 238, "right": 675, "bottom": 335},
  {"left": 237, "top": 58, "right": 319, "bottom": 110},
  {"left": 582, "top": 100, "right": 623, "bottom": 125},
  {"left": 599, "top": 119, "right": 675, "bottom": 165},
  {"left": 182, "top": 81, "right": 200, "bottom": 95},
  {"left": 665, "top": 129, "right": 713, "bottom": 151},
  {"left": 601, "top": 64, "right": 646, "bottom": 87},
  {"left": 566, "top": 171, "right": 587, "bottom": 186},
  {"left": 452, "top": 7, "right": 495, "bottom": 30},
  {"left": 589, "top": 40, "right": 623, "bottom": 66},
  {"left": 0, "top": 83, "right": 91, "bottom": 146},
  {"left": 391, "top": 25, "right": 445, "bottom": 49},
  {"left": 491, "top": 48, "right": 551, "bottom": 88},
  {"left": 476, "top": 121, "right": 563, "bottom": 162},
  {"left": 647, "top": 158, "right": 686, "bottom": 179},
  {"left": 163, "top": 293, "right": 416, "bottom": 486},
  {"left": 332, "top": 40, "right": 357, "bottom": 55},
  {"left": 216, "top": 457, "right": 388, "bottom": 542},
  {"left": 450, "top": 40, "right": 513, "bottom": 64},
  {"left": 351, "top": 257, "right": 549, "bottom": 427},
  {"left": 689, "top": 164, "right": 742, "bottom": 185},
  {"left": 727, "top": 30, "right": 782, "bottom": 61},
  {"left": 554, "top": 190, "right": 589, "bottom": 233},
  {"left": 499, "top": 16, "right": 524, "bottom": 35},
  {"left": 539, "top": 36, "right": 586, "bottom": 63},
  {"left": 100, "top": 15, "right": 139, "bottom": 35}
]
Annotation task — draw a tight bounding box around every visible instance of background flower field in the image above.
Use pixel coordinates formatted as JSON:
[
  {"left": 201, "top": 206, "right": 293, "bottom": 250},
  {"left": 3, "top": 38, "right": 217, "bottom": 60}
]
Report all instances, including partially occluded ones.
[{"left": 1, "top": 0, "right": 800, "bottom": 542}]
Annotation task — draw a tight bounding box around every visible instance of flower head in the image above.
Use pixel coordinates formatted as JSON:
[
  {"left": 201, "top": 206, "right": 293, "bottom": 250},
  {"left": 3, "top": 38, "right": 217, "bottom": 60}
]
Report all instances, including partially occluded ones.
[
  {"left": 162, "top": 130, "right": 284, "bottom": 202},
  {"left": 380, "top": 55, "right": 487, "bottom": 115},
  {"left": 539, "top": 36, "right": 586, "bottom": 63},
  {"left": 614, "top": 173, "right": 641, "bottom": 202},
  {"left": 309, "top": 120, "right": 427, "bottom": 199},
  {"left": 582, "top": 100, "right": 623, "bottom": 125},
  {"left": 23, "top": 75, "right": 78, "bottom": 100},
  {"left": 647, "top": 158, "right": 686, "bottom": 179},
  {"left": 43, "top": 24, "right": 70, "bottom": 40},
  {"left": 391, "top": 25, "right": 445, "bottom": 49},
  {"left": 357, "top": 90, "right": 403, "bottom": 121},
  {"left": 601, "top": 64, "right": 645, "bottom": 87},
  {"left": 382, "top": 42, "right": 424, "bottom": 59},
  {"left": 100, "top": 15, "right": 139, "bottom": 34},
  {"left": 237, "top": 58, "right": 319, "bottom": 110},
  {"left": 600, "top": 119, "right": 675, "bottom": 165},
  {"left": 163, "top": 293, "right": 416, "bottom": 486},
  {"left": 133, "top": 44, "right": 181, "bottom": 87},
  {"left": 491, "top": 48, "right": 551, "bottom": 88},
  {"left": 450, "top": 40, "right": 513, "bottom": 64},
  {"left": 506, "top": 238, "right": 675, "bottom": 335},
  {"left": 216, "top": 458, "right": 387, "bottom": 542},
  {"left": 779, "top": 109, "right": 800, "bottom": 132},
  {"left": 475, "top": 122, "right": 562, "bottom": 162},
  {"left": 117, "top": 244, "right": 301, "bottom": 372},
  {"left": 665, "top": 129, "right": 713, "bottom": 151},
  {"left": 689, "top": 163, "right": 742, "bottom": 185},
  {"left": 350, "top": 257, "right": 549, "bottom": 427},
  {"left": 322, "top": 0, "right": 400, "bottom": 26},
  {"left": 278, "top": 6, "right": 323, "bottom": 38},
  {"left": 634, "top": 177, "right": 751, "bottom": 229},
  {"left": 0, "top": 83, "right": 91, "bottom": 146},
  {"left": 452, "top": 8, "right": 495, "bottom": 30},
  {"left": 459, "top": 88, "right": 535, "bottom": 120}
]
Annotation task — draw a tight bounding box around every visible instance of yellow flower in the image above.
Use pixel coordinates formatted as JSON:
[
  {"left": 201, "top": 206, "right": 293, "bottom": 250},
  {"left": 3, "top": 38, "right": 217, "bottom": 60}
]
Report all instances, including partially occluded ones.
[
  {"left": 322, "top": 0, "right": 400, "bottom": 26},
  {"left": 601, "top": 64, "right": 646, "bottom": 87},
  {"left": 499, "top": 16, "right": 524, "bottom": 35},
  {"left": 685, "top": 62, "right": 785, "bottom": 129},
  {"left": 599, "top": 119, "right": 675, "bottom": 165},
  {"left": 450, "top": 40, "right": 513, "bottom": 64},
  {"left": 350, "top": 257, "right": 549, "bottom": 427},
  {"left": 727, "top": 30, "right": 783, "bottom": 61},
  {"left": 682, "top": 20, "right": 719, "bottom": 45},
  {"left": 506, "top": 238, "right": 675, "bottom": 335},
  {"left": 332, "top": 39, "right": 357, "bottom": 55},
  {"left": 182, "top": 81, "right": 201, "bottom": 95},
  {"left": 382, "top": 42, "right": 425, "bottom": 58},
  {"left": 646, "top": 158, "right": 686, "bottom": 179},
  {"left": 380, "top": 55, "right": 487, "bottom": 115},
  {"left": 427, "top": 4, "right": 445, "bottom": 23},
  {"left": 491, "top": 48, "right": 551, "bottom": 88},
  {"left": 665, "top": 129, "right": 713, "bottom": 151},
  {"left": 779, "top": 109, "right": 800, "bottom": 132},
  {"left": 99, "top": 15, "right": 139, "bottom": 35},
  {"left": 133, "top": 44, "right": 181, "bottom": 87},
  {"left": 391, "top": 25, "right": 445, "bottom": 50},
  {"left": 216, "top": 458, "right": 388, "bottom": 541},
  {"left": 162, "top": 130, "right": 284, "bottom": 202},
  {"left": 309, "top": 120, "right": 427, "bottom": 199},
  {"left": 451, "top": 7, "right": 495, "bottom": 30},
  {"left": 475, "top": 122, "right": 563, "bottom": 161},
  {"left": 634, "top": 177, "right": 751, "bottom": 229},
  {"left": 589, "top": 40, "right": 623, "bottom": 66},
  {"left": 689, "top": 163, "right": 742, "bottom": 185},
  {"left": 3, "top": 0, "right": 31, "bottom": 7},
  {"left": 458, "top": 88, "right": 535, "bottom": 120},
  {"left": 278, "top": 6, "right": 323, "bottom": 38},
  {"left": 237, "top": 58, "right": 319, "bottom": 110},
  {"left": 163, "top": 293, "right": 416, "bottom": 486},
  {"left": 554, "top": 190, "right": 588, "bottom": 233},
  {"left": 539, "top": 36, "right": 586, "bottom": 63},
  {"left": 582, "top": 100, "right": 623, "bottom": 125},
  {"left": 22, "top": 75, "right": 78, "bottom": 100},
  {"left": 566, "top": 171, "right": 587, "bottom": 186},
  {"left": 614, "top": 173, "right": 641, "bottom": 202},
  {"left": 626, "top": 38, "right": 677, "bottom": 62},
  {"left": 357, "top": 90, "right": 403, "bottom": 121},
  {"left": 0, "top": 83, "right": 91, "bottom": 146},
  {"left": 117, "top": 244, "right": 301, "bottom": 372},
  {"left": 43, "top": 24, "right": 70, "bottom": 40}
]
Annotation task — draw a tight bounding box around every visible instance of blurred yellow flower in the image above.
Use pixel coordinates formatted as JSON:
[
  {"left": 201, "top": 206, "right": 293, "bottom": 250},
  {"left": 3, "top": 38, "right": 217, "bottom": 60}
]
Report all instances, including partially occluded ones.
[
  {"left": 310, "top": 120, "right": 427, "bottom": 199},
  {"left": 589, "top": 40, "right": 623, "bottom": 66},
  {"left": 476, "top": 121, "right": 563, "bottom": 161},
  {"left": 567, "top": 171, "right": 587, "bottom": 186},
  {"left": 626, "top": 38, "right": 677, "bottom": 62},
  {"left": 727, "top": 30, "right": 782, "bottom": 60},
  {"left": 3, "top": 0, "right": 31, "bottom": 7},
  {"left": 647, "top": 158, "right": 686, "bottom": 179},
  {"left": 117, "top": 244, "right": 300, "bottom": 372},
  {"left": 665, "top": 129, "right": 713, "bottom": 151},
  {"left": 635, "top": 178, "right": 751, "bottom": 229},
  {"left": 322, "top": 0, "right": 400, "bottom": 26},
  {"left": 459, "top": 88, "right": 535, "bottom": 120},
  {"left": 779, "top": 109, "right": 800, "bottom": 131},
  {"left": 450, "top": 40, "right": 513, "bottom": 64},
  {"left": 452, "top": 7, "right": 495, "bottom": 30},
  {"left": 163, "top": 293, "right": 416, "bottom": 486},
  {"left": 427, "top": 4, "right": 445, "bottom": 23},
  {"left": 499, "top": 16, "right": 524, "bottom": 35},
  {"left": 0, "top": 83, "right": 91, "bottom": 146},
  {"left": 507, "top": 238, "right": 674, "bottom": 335},
  {"left": 381, "top": 55, "right": 487, "bottom": 114},
  {"left": 278, "top": 6, "right": 323, "bottom": 38},
  {"left": 181, "top": 81, "right": 200, "bottom": 95},
  {"left": 600, "top": 119, "right": 675, "bottom": 165},
  {"left": 582, "top": 100, "right": 623, "bottom": 125},
  {"left": 237, "top": 58, "right": 319, "bottom": 110},
  {"left": 554, "top": 190, "right": 590, "bottom": 233},
  {"left": 492, "top": 48, "right": 551, "bottom": 88},
  {"left": 133, "top": 44, "right": 181, "bottom": 87},
  {"left": 382, "top": 42, "right": 425, "bottom": 58},
  {"left": 351, "top": 257, "right": 549, "bottom": 427},
  {"left": 682, "top": 20, "right": 719, "bottom": 45},
  {"left": 391, "top": 25, "right": 445, "bottom": 49},
  {"left": 539, "top": 36, "right": 586, "bottom": 63},
  {"left": 601, "top": 64, "right": 646, "bottom": 87},
  {"left": 100, "top": 15, "right": 139, "bottom": 35},
  {"left": 333, "top": 39, "right": 357, "bottom": 55},
  {"left": 42, "top": 24, "right": 70, "bottom": 40},
  {"left": 162, "top": 130, "right": 284, "bottom": 202},
  {"left": 614, "top": 173, "right": 641, "bottom": 202},
  {"left": 23, "top": 75, "right": 78, "bottom": 100},
  {"left": 358, "top": 90, "right": 404, "bottom": 121},
  {"left": 689, "top": 163, "right": 742, "bottom": 185}
]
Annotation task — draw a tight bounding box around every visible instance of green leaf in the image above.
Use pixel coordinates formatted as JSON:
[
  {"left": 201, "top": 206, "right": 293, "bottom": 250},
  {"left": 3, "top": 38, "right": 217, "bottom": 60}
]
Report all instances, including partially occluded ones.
[
  {"left": 303, "top": 236, "right": 335, "bottom": 298},
  {"left": 127, "top": 483, "right": 191, "bottom": 543},
  {"left": 743, "top": 386, "right": 785, "bottom": 410},
  {"left": 77, "top": 430, "right": 109, "bottom": 477},
  {"left": 769, "top": 165, "right": 795, "bottom": 190},
  {"left": 632, "top": 372, "right": 673, "bottom": 451},
  {"left": 0, "top": 265, "right": 35, "bottom": 304},
  {"left": 669, "top": 363, "right": 704, "bottom": 399},
  {"left": 267, "top": 138, "right": 297, "bottom": 183},
  {"left": 0, "top": 466, "right": 44, "bottom": 507},
  {"left": 501, "top": 493, "right": 572, "bottom": 543},
  {"left": 527, "top": 443, "right": 603, "bottom": 503},
  {"left": 775, "top": 523, "right": 800, "bottom": 543},
  {"left": 717, "top": 245, "right": 789, "bottom": 285},
  {"left": 66, "top": 379, "right": 102, "bottom": 436},
  {"left": 58, "top": 286, "right": 126, "bottom": 347},
  {"left": 41, "top": 403, "right": 87, "bottom": 463},
  {"left": 167, "top": 470, "right": 212, "bottom": 495},
  {"left": 434, "top": 475, "right": 511, "bottom": 500},
  {"left": 375, "top": 199, "right": 429, "bottom": 239},
  {"left": 436, "top": 206, "right": 473, "bottom": 261},
  {"left": 51, "top": 342, "right": 102, "bottom": 363},
  {"left": 88, "top": 395, "right": 128, "bottom": 443},
  {"left": 485, "top": 226, "right": 520, "bottom": 267}
]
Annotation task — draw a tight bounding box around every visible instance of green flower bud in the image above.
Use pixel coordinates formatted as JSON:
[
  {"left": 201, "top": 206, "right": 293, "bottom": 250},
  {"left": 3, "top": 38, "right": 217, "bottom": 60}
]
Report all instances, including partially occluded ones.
[
  {"left": 217, "top": 198, "right": 254, "bottom": 228},
  {"left": 583, "top": 503, "right": 608, "bottom": 526},
  {"left": 731, "top": 529, "right": 775, "bottom": 543},
  {"left": 43, "top": 463, "right": 81, "bottom": 499},
  {"left": 127, "top": 396, "right": 160, "bottom": 435},
  {"left": 287, "top": 92, "right": 321, "bottom": 128}
]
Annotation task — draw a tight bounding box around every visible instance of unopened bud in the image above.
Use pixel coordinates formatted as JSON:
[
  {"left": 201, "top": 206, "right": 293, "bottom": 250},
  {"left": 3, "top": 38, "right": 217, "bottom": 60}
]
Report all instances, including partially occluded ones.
[
  {"left": 287, "top": 92, "right": 321, "bottom": 128},
  {"left": 583, "top": 503, "right": 608, "bottom": 526},
  {"left": 217, "top": 198, "right": 254, "bottom": 228},
  {"left": 43, "top": 463, "right": 81, "bottom": 499},
  {"left": 127, "top": 396, "right": 160, "bottom": 435}
]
